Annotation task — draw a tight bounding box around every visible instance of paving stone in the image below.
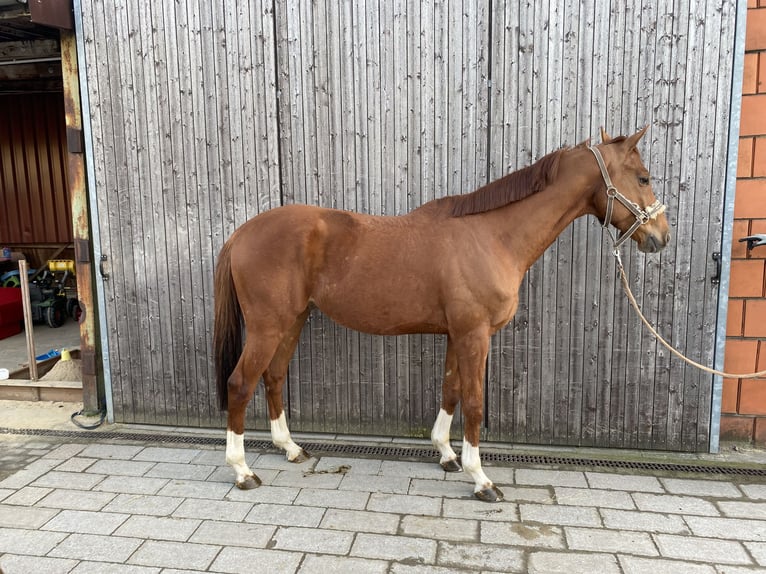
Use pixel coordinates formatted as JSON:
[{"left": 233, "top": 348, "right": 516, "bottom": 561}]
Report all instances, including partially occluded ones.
[
  {"left": 380, "top": 460, "right": 444, "bottom": 479},
  {"left": 565, "top": 527, "right": 658, "bottom": 556},
  {"left": 216, "top": 467, "right": 279, "bottom": 486},
  {"left": 79, "top": 445, "right": 144, "bottom": 460},
  {"left": 86, "top": 459, "right": 157, "bottom": 477},
  {"left": 339, "top": 473, "right": 411, "bottom": 494},
  {"left": 659, "top": 478, "right": 742, "bottom": 498},
  {"left": 37, "top": 489, "right": 116, "bottom": 511},
  {"left": 520, "top": 503, "right": 601, "bottom": 527},
  {"left": 299, "top": 554, "right": 388, "bottom": 574},
  {"left": 133, "top": 447, "right": 202, "bottom": 463},
  {"left": 314, "top": 456, "right": 382, "bottom": 475},
  {"left": 400, "top": 515, "right": 479, "bottom": 542},
  {"left": 225, "top": 484, "right": 299, "bottom": 504},
  {"left": 0, "top": 488, "right": 12, "bottom": 502},
  {"left": 654, "top": 534, "right": 751, "bottom": 565},
  {"left": 585, "top": 472, "right": 664, "bottom": 493},
  {"left": 600, "top": 508, "right": 690, "bottom": 534},
  {"left": 48, "top": 533, "right": 143, "bottom": 562},
  {"left": 409, "top": 478, "right": 473, "bottom": 498},
  {"left": 0, "top": 554, "right": 78, "bottom": 574},
  {"left": 253, "top": 453, "right": 317, "bottom": 471},
  {"left": 32, "top": 470, "right": 106, "bottom": 490},
  {"left": 0, "top": 502, "right": 58, "bottom": 528},
  {"left": 157, "top": 479, "right": 234, "bottom": 500},
  {"left": 441, "top": 498, "right": 518, "bottom": 522},
  {"left": 389, "top": 565, "right": 475, "bottom": 574},
  {"left": 56, "top": 457, "right": 98, "bottom": 472},
  {"left": 42, "top": 509, "right": 129, "bottom": 534},
  {"left": 367, "top": 492, "right": 441, "bottom": 516},
  {"left": 717, "top": 500, "right": 766, "bottom": 520},
  {"left": 94, "top": 476, "right": 170, "bottom": 495},
  {"left": 437, "top": 541, "right": 524, "bottom": 572},
  {"left": 294, "top": 486, "right": 369, "bottom": 510},
  {"left": 515, "top": 469, "right": 587, "bottom": 488},
  {"left": 145, "top": 463, "right": 214, "bottom": 481},
  {"left": 0, "top": 526, "right": 67, "bottom": 554},
  {"left": 352, "top": 532, "right": 437, "bottom": 563},
  {"left": 481, "top": 521, "right": 565, "bottom": 549},
  {"left": 528, "top": 551, "right": 620, "bottom": 574},
  {"left": 272, "top": 526, "right": 354, "bottom": 555},
  {"left": 272, "top": 470, "right": 344, "bottom": 490},
  {"left": 476, "top": 485, "right": 552, "bottom": 504},
  {"left": 2, "top": 485, "right": 52, "bottom": 506},
  {"left": 320, "top": 508, "right": 400, "bottom": 534},
  {"left": 745, "top": 541, "right": 766, "bottom": 566},
  {"left": 172, "top": 498, "right": 252, "bottom": 521},
  {"left": 476, "top": 466, "right": 516, "bottom": 486},
  {"left": 618, "top": 554, "right": 717, "bottom": 574},
  {"left": 70, "top": 562, "right": 162, "bottom": 573},
  {"left": 211, "top": 546, "right": 303, "bottom": 574},
  {"left": 632, "top": 493, "right": 719, "bottom": 516},
  {"left": 684, "top": 515, "right": 766, "bottom": 542},
  {"left": 741, "top": 484, "right": 766, "bottom": 500},
  {"left": 103, "top": 493, "right": 184, "bottom": 516},
  {"left": 245, "top": 502, "right": 325, "bottom": 527},
  {"left": 554, "top": 486, "right": 635, "bottom": 509},
  {"left": 44, "top": 443, "right": 88, "bottom": 459},
  {"left": 128, "top": 540, "right": 220, "bottom": 570},
  {"left": 189, "top": 520, "right": 275, "bottom": 547},
  {"left": 115, "top": 515, "right": 203, "bottom": 542}
]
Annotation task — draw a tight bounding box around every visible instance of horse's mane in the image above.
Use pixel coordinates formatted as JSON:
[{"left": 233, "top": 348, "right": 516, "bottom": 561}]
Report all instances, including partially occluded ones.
[{"left": 450, "top": 148, "right": 566, "bottom": 217}]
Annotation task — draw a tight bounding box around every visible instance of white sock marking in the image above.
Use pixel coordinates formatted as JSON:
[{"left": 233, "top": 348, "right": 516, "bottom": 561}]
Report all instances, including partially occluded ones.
[
  {"left": 270, "top": 412, "right": 304, "bottom": 461},
  {"left": 461, "top": 437, "right": 493, "bottom": 493},
  {"left": 226, "top": 430, "right": 254, "bottom": 485},
  {"left": 431, "top": 409, "right": 458, "bottom": 466}
]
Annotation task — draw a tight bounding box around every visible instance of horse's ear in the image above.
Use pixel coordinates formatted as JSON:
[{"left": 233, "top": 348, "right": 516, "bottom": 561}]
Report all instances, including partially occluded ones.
[
  {"left": 600, "top": 127, "right": 613, "bottom": 143},
  {"left": 625, "top": 125, "right": 650, "bottom": 150}
]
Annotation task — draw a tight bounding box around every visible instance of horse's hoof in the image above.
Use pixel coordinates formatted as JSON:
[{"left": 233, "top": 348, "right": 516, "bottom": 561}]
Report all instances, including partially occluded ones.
[
  {"left": 474, "top": 485, "right": 504, "bottom": 502},
  {"left": 290, "top": 449, "right": 311, "bottom": 464},
  {"left": 236, "top": 474, "right": 262, "bottom": 490},
  {"left": 441, "top": 458, "right": 463, "bottom": 473}
]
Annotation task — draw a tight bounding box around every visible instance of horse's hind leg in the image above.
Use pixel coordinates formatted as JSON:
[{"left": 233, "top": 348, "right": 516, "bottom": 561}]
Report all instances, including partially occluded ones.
[
  {"left": 226, "top": 334, "right": 281, "bottom": 490},
  {"left": 263, "top": 309, "right": 310, "bottom": 463},
  {"left": 431, "top": 338, "right": 462, "bottom": 472}
]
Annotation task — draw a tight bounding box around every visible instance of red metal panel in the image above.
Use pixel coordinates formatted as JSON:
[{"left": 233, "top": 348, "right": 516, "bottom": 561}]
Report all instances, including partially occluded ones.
[{"left": 0, "top": 93, "right": 72, "bottom": 245}]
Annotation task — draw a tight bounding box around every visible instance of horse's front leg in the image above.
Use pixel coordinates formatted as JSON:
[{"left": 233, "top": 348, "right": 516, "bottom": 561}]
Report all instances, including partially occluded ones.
[
  {"left": 454, "top": 328, "right": 503, "bottom": 502},
  {"left": 431, "top": 338, "right": 462, "bottom": 472}
]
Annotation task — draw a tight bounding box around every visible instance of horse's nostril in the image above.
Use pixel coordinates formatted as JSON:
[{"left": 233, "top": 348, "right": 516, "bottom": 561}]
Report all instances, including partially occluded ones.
[{"left": 665, "top": 232, "right": 672, "bottom": 245}]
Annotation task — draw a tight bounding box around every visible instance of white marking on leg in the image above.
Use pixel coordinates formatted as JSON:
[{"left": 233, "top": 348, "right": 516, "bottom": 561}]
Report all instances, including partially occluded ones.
[
  {"left": 431, "top": 409, "right": 458, "bottom": 466},
  {"left": 461, "top": 438, "right": 494, "bottom": 494},
  {"left": 226, "top": 430, "right": 254, "bottom": 485},
  {"left": 270, "top": 412, "right": 304, "bottom": 461}
]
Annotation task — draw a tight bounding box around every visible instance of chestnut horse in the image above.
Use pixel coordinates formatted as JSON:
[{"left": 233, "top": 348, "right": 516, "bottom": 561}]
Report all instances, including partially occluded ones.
[{"left": 214, "top": 127, "right": 670, "bottom": 501}]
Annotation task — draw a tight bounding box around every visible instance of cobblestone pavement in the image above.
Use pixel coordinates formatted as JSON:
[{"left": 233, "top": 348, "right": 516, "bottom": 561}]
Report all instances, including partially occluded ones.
[{"left": 0, "top": 427, "right": 765, "bottom": 573}]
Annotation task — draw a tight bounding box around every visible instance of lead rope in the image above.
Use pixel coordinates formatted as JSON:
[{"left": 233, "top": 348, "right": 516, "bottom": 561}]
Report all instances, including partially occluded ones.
[{"left": 613, "top": 249, "right": 766, "bottom": 379}]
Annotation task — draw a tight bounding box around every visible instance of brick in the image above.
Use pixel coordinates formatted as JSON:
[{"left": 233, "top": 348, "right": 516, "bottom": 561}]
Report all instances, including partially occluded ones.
[
  {"left": 529, "top": 551, "right": 620, "bottom": 574},
  {"left": 481, "top": 521, "right": 564, "bottom": 549},
  {"left": 301, "top": 555, "right": 388, "bottom": 574},
  {"left": 732, "top": 220, "right": 751, "bottom": 260},
  {"left": 565, "top": 527, "right": 658, "bottom": 556},
  {"left": 519, "top": 504, "right": 601, "bottom": 527},
  {"left": 723, "top": 378, "right": 740, "bottom": 413},
  {"left": 746, "top": 8, "right": 766, "bottom": 51},
  {"left": 745, "top": 299, "right": 766, "bottom": 337},
  {"left": 437, "top": 541, "right": 524, "bottom": 571},
  {"left": 48, "top": 533, "right": 142, "bottom": 562},
  {"left": 351, "top": 533, "right": 437, "bottom": 563},
  {"left": 617, "top": 555, "right": 716, "bottom": 574},
  {"left": 0, "top": 555, "right": 77, "bottom": 574},
  {"left": 245, "top": 502, "right": 325, "bottom": 527},
  {"left": 41, "top": 509, "right": 129, "bottom": 535},
  {"left": 0, "top": 504, "right": 58, "bottom": 529},
  {"left": 720, "top": 415, "right": 755, "bottom": 440},
  {"left": 632, "top": 493, "right": 719, "bottom": 516},
  {"left": 756, "top": 417, "right": 766, "bottom": 446},
  {"left": 211, "top": 547, "right": 302, "bottom": 574},
  {"left": 685, "top": 514, "right": 766, "bottom": 541},
  {"left": 718, "top": 500, "right": 766, "bottom": 519},
  {"left": 320, "top": 508, "right": 400, "bottom": 534},
  {"left": 585, "top": 472, "right": 663, "bottom": 493},
  {"left": 655, "top": 533, "right": 751, "bottom": 564},
  {"left": 553, "top": 487, "right": 635, "bottom": 509},
  {"left": 600, "top": 509, "right": 688, "bottom": 534},
  {"left": 401, "top": 515, "right": 478, "bottom": 542},
  {"left": 761, "top": 50, "right": 766, "bottom": 92},
  {"left": 515, "top": 469, "right": 587, "bottom": 488},
  {"left": 128, "top": 540, "right": 220, "bottom": 570},
  {"left": 744, "top": 55, "right": 759, "bottom": 95},
  {"left": 659, "top": 477, "right": 741, "bottom": 498},
  {"left": 739, "top": 379, "right": 766, "bottom": 414},
  {"left": 367, "top": 493, "right": 442, "bottom": 516},
  {"left": 725, "top": 339, "right": 759, "bottom": 373},
  {"left": 735, "top": 179, "right": 766, "bottom": 218},
  {"left": 116, "top": 515, "right": 203, "bottom": 542},
  {"left": 730, "top": 259, "right": 765, "bottom": 297},
  {"left": 727, "top": 299, "right": 745, "bottom": 337},
  {"left": 755, "top": 138, "right": 766, "bottom": 175}
]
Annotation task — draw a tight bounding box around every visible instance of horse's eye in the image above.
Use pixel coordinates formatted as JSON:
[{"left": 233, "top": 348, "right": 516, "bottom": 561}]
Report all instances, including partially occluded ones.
[{"left": 638, "top": 176, "right": 650, "bottom": 186}]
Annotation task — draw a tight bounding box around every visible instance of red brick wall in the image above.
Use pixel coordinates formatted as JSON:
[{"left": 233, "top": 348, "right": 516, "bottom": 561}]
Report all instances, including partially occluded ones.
[{"left": 722, "top": 1, "right": 766, "bottom": 444}]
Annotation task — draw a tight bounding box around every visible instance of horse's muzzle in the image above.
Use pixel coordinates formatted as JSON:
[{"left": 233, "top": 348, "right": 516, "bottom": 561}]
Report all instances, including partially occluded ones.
[{"left": 638, "top": 231, "right": 671, "bottom": 253}]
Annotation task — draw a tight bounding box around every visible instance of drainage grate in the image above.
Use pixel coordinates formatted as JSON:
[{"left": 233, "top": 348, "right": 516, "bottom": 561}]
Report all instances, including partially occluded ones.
[{"left": 2, "top": 427, "right": 765, "bottom": 477}]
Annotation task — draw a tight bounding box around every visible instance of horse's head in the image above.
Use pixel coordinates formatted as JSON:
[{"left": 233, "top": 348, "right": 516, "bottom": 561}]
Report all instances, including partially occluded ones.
[{"left": 590, "top": 126, "right": 671, "bottom": 254}]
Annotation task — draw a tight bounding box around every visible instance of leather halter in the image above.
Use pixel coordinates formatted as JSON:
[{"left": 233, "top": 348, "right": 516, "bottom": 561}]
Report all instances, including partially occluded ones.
[{"left": 588, "top": 145, "right": 666, "bottom": 250}]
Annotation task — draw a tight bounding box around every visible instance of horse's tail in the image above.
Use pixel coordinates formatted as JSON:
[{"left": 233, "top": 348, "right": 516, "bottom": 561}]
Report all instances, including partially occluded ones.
[{"left": 214, "top": 239, "right": 241, "bottom": 411}]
